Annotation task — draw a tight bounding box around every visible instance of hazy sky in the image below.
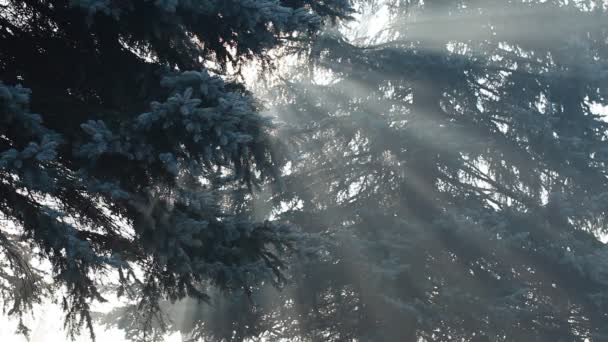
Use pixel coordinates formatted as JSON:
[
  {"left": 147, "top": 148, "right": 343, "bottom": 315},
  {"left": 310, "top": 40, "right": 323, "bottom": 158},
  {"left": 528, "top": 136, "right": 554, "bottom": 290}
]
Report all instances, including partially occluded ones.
[{"left": 0, "top": 301, "right": 183, "bottom": 342}]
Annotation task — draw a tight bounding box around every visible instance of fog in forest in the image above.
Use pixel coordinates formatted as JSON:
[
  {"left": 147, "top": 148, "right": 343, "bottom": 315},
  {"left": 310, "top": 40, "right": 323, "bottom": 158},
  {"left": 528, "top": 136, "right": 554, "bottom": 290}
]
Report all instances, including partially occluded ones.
[{"left": 1, "top": 1, "right": 608, "bottom": 341}]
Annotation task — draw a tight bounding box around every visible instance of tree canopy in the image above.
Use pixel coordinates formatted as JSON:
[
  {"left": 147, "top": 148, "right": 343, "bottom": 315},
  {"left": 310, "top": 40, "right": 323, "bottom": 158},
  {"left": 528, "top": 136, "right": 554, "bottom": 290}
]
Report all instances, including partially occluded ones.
[
  {"left": 0, "top": 0, "right": 352, "bottom": 339},
  {"left": 130, "top": 1, "right": 608, "bottom": 341},
  {"left": 3, "top": 0, "right": 608, "bottom": 342},
  {"left": 264, "top": 1, "right": 608, "bottom": 341}
]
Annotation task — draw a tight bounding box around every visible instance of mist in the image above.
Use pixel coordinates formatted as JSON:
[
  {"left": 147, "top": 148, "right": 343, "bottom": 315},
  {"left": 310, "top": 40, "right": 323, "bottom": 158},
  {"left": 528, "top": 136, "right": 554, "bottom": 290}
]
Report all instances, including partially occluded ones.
[{"left": 2, "top": 0, "right": 608, "bottom": 341}]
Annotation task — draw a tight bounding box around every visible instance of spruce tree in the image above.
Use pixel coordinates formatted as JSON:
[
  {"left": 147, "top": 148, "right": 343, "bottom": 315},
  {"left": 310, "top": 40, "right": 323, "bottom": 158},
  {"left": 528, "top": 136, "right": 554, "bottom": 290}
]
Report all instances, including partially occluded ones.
[
  {"left": 268, "top": 1, "right": 608, "bottom": 341},
  {"left": 0, "top": 0, "right": 353, "bottom": 340},
  {"left": 158, "top": 1, "right": 608, "bottom": 341}
]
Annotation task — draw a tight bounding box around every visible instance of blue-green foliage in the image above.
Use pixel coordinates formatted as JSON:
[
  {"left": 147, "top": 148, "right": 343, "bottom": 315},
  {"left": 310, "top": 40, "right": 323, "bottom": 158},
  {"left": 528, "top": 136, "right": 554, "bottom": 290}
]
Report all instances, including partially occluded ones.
[
  {"left": 155, "top": 1, "right": 608, "bottom": 341},
  {"left": 0, "top": 83, "right": 111, "bottom": 339},
  {"left": 0, "top": 0, "right": 353, "bottom": 340}
]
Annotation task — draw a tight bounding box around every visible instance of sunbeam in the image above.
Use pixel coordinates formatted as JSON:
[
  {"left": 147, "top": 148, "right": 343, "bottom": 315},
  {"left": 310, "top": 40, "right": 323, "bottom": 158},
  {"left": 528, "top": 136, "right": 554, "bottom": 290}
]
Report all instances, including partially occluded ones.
[{"left": 1, "top": 0, "right": 608, "bottom": 341}]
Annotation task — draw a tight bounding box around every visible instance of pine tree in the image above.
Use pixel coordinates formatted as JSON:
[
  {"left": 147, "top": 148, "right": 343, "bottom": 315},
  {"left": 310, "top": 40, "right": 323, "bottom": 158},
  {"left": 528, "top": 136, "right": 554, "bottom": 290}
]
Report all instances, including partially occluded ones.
[
  {"left": 160, "top": 1, "right": 608, "bottom": 341},
  {"left": 0, "top": 0, "right": 353, "bottom": 340}
]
